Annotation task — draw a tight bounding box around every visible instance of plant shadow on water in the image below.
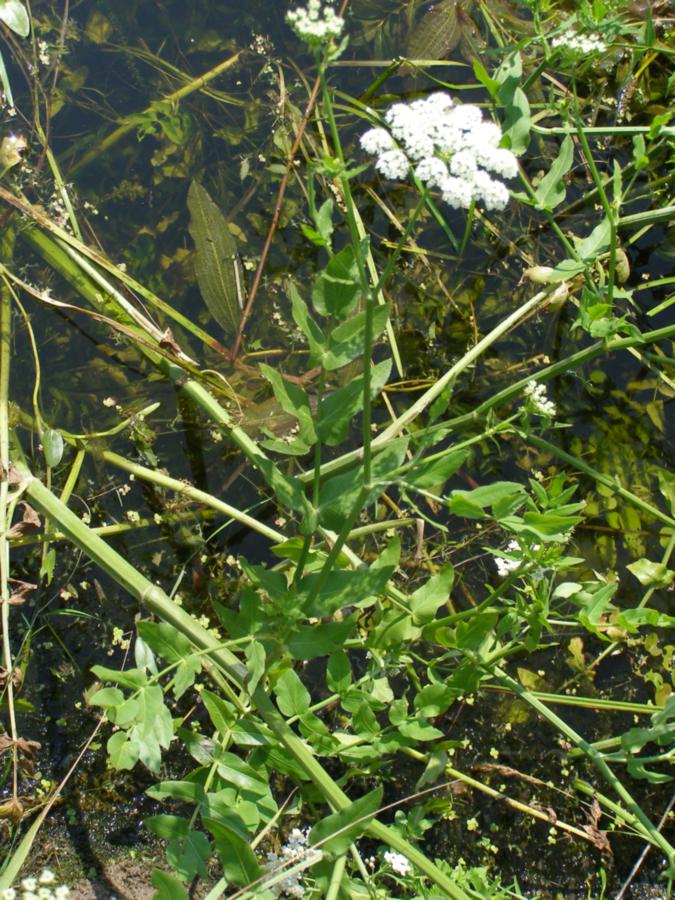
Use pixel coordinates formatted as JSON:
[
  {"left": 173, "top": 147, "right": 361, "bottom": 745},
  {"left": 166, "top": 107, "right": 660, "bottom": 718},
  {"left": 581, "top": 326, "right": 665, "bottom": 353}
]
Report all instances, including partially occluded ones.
[{"left": 0, "top": 0, "right": 673, "bottom": 898}]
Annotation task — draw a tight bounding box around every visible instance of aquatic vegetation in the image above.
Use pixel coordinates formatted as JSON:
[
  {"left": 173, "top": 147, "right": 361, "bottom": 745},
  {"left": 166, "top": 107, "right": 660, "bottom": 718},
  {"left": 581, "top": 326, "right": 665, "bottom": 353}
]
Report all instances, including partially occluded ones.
[{"left": 0, "top": 0, "right": 673, "bottom": 897}]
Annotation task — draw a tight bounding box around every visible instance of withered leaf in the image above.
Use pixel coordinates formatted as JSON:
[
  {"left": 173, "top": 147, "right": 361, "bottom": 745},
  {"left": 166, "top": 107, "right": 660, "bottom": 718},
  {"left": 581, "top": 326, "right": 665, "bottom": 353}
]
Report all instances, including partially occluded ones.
[
  {"left": 7, "top": 578, "right": 37, "bottom": 605},
  {"left": 0, "top": 668, "right": 23, "bottom": 690},
  {"left": 7, "top": 464, "right": 23, "bottom": 485},
  {"left": 159, "top": 328, "right": 181, "bottom": 355},
  {"left": 0, "top": 735, "right": 42, "bottom": 769},
  {"left": 5, "top": 503, "right": 41, "bottom": 538},
  {"left": 0, "top": 796, "right": 25, "bottom": 824}
]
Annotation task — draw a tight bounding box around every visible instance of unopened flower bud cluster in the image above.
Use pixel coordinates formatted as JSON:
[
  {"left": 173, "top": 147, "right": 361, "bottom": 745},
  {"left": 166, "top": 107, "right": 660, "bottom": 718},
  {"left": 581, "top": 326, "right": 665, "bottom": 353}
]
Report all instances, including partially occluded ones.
[
  {"left": 384, "top": 850, "right": 412, "bottom": 876},
  {"left": 523, "top": 380, "right": 556, "bottom": 417},
  {"left": 286, "top": 1, "right": 344, "bottom": 45},
  {"left": 360, "top": 93, "right": 518, "bottom": 211},
  {"left": 551, "top": 29, "right": 606, "bottom": 54}
]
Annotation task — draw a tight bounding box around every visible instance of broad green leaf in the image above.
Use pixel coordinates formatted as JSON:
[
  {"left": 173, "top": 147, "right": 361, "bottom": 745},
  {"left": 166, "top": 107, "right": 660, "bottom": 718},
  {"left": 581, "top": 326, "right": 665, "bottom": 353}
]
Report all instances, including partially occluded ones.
[
  {"left": 323, "top": 304, "right": 391, "bottom": 371},
  {"left": 42, "top": 429, "right": 64, "bottom": 467},
  {"left": 326, "top": 652, "right": 351, "bottom": 694},
  {"left": 312, "top": 244, "right": 361, "bottom": 318},
  {"left": 496, "top": 53, "right": 530, "bottom": 154},
  {"left": 135, "top": 620, "right": 194, "bottom": 665},
  {"left": 398, "top": 719, "right": 444, "bottom": 741},
  {"left": 134, "top": 633, "right": 158, "bottom": 674},
  {"left": 129, "top": 684, "right": 174, "bottom": 773},
  {"left": 288, "top": 617, "right": 357, "bottom": 659},
  {"left": 414, "top": 682, "right": 456, "bottom": 717},
  {"left": 319, "top": 438, "right": 408, "bottom": 531},
  {"left": 0, "top": 1, "right": 29, "bottom": 37},
  {"left": 410, "top": 564, "right": 454, "bottom": 624},
  {"left": 202, "top": 689, "right": 236, "bottom": 738},
  {"left": 204, "top": 817, "right": 261, "bottom": 886},
  {"left": 91, "top": 665, "right": 148, "bottom": 690},
  {"left": 245, "top": 640, "right": 266, "bottom": 695},
  {"left": 317, "top": 359, "right": 391, "bottom": 445},
  {"left": 616, "top": 608, "right": 675, "bottom": 632},
  {"left": 110, "top": 697, "right": 140, "bottom": 727},
  {"left": 187, "top": 180, "right": 243, "bottom": 338},
  {"left": 107, "top": 730, "right": 140, "bottom": 770},
  {"left": 215, "top": 751, "right": 269, "bottom": 795},
  {"left": 275, "top": 668, "right": 311, "bottom": 717},
  {"left": 289, "top": 285, "right": 327, "bottom": 363},
  {"left": 298, "top": 542, "right": 398, "bottom": 617},
  {"left": 146, "top": 814, "right": 189, "bottom": 841},
  {"left": 309, "top": 787, "right": 382, "bottom": 857},
  {"left": 167, "top": 829, "right": 211, "bottom": 881},
  {"left": 88, "top": 686, "right": 124, "bottom": 709},
  {"left": 151, "top": 868, "right": 189, "bottom": 900},
  {"left": 533, "top": 135, "right": 574, "bottom": 210},
  {"left": 626, "top": 558, "right": 674, "bottom": 589},
  {"left": 259, "top": 364, "right": 317, "bottom": 445},
  {"left": 447, "top": 481, "right": 524, "bottom": 519},
  {"left": 147, "top": 781, "right": 206, "bottom": 804},
  {"left": 404, "top": 448, "right": 469, "bottom": 490},
  {"left": 575, "top": 218, "right": 611, "bottom": 261}
]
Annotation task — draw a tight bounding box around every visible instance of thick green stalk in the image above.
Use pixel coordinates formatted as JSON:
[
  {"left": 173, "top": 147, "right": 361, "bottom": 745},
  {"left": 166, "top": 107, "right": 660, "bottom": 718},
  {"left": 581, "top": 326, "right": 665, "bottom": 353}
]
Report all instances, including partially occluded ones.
[{"left": 14, "top": 453, "right": 471, "bottom": 900}]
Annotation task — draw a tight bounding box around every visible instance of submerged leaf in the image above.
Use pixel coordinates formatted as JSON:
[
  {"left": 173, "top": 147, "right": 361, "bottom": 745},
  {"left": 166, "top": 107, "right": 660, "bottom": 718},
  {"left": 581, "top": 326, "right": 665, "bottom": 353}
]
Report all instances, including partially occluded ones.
[
  {"left": 187, "top": 181, "right": 244, "bottom": 339},
  {"left": 408, "top": 0, "right": 461, "bottom": 61}
]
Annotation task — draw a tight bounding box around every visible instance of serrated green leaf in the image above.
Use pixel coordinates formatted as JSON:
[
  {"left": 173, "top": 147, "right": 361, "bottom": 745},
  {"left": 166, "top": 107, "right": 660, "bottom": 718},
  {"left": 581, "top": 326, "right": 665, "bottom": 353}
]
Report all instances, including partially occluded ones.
[
  {"left": 407, "top": 0, "right": 460, "bottom": 61},
  {"left": 288, "top": 616, "right": 357, "bottom": 660},
  {"left": 326, "top": 651, "right": 351, "bottom": 694},
  {"left": 88, "top": 686, "right": 124, "bottom": 709},
  {"left": 128, "top": 684, "right": 174, "bottom": 773},
  {"left": 323, "top": 303, "right": 391, "bottom": 371},
  {"left": 312, "top": 244, "right": 361, "bottom": 318},
  {"left": 202, "top": 689, "right": 236, "bottom": 738},
  {"left": 187, "top": 180, "right": 243, "bottom": 337},
  {"left": 91, "top": 665, "right": 148, "bottom": 690}
]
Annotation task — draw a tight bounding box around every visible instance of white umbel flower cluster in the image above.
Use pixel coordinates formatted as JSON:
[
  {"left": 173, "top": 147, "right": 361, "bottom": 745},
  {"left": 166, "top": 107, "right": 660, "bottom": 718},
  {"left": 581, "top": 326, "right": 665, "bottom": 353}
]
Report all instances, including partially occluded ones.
[
  {"left": 266, "top": 828, "right": 319, "bottom": 897},
  {"left": 523, "top": 380, "right": 556, "bottom": 417},
  {"left": 360, "top": 93, "right": 518, "bottom": 211},
  {"left": 286, "top": 0, "right": 344, "bottom": 45},
  {"left": 551, "top": 29, "right": 606, "bottom": 54},
  {"left": 384, "top": 850, "right": 412, "bottom": 876},
  {"left": 2, "top": 870, "right": 70, "bottom": 900}
]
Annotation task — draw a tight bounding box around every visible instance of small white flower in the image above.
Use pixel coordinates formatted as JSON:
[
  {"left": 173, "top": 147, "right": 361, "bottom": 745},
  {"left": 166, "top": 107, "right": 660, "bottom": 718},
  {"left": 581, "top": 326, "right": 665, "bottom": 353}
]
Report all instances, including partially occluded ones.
[
  {"left": 384, "top": 850, "right": 412, "bottom": 876},
  {"left": 21, "top": 880, "right": 37, "bottom": 893},
  {"left": 54, "top": 888, "right": 70, "bottom": 900},
  {"left": 360, "top": 127, "right": 394, "bottom": 155},
  {"left": 551, "top": 29, "right": 606, "bottom": 54},
  {"left": 374, "top": 148, "right": 409, "bottom": 180},
  {"left": 1, "top": 889, "right": 17, "bottom": 900},
  {"left": 286, "top": 0, "right": 344, "bottom": 45},
  {"left": 494, "top": 540, "right": 522, "bottom": 577},
  {"left": 523, "top": 380, "right": 556, "bottom": 417},
  {"left": 360, "top": 92, "right": 517, "bottom": 212},
  {"left": 414, "top": 155, "right": 449, "bottom": 187}
]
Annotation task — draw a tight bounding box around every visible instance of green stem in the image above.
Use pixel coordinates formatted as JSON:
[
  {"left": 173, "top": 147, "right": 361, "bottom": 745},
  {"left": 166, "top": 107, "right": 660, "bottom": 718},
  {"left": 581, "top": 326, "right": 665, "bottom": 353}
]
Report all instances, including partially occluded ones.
[
  {"left": 491, "top": 665, "right": 674, "bottom": 860},
  {"left": 13, "top": 450, "right": 471, "bottom": 900}
]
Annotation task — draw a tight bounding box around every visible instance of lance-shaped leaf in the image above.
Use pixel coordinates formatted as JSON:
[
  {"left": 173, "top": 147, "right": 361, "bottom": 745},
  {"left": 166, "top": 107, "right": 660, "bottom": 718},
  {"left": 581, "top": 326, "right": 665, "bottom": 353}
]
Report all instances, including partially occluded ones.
[{"left": 187, "top": 180, "right": 244, "bottom": 338}]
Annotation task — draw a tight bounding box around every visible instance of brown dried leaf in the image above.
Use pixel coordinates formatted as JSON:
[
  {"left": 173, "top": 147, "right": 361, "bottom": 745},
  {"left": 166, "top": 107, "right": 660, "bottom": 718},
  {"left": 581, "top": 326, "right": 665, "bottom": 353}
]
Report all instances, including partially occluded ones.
[
  {"left": 0, "top": 735, "right": 41, "bottom": 769},
  {"left": 5, "top": 503, "right": 41, "bottom": 538},
  {"left": 159, "top": 328, "right": 181, "bottom": 355},
  {"left": 474, "top": 762, "right": 546, "bottom": 787},
  {"left": 583, "top": 798, "right": 611, "bottom": 852},
  {"left": 7, "top": 464, "right": 23, "bottom": 485},
  {"left": 7, "top": 578, "right": 37, "bottom": 606},
  {"left": 0, "top": 796, "right": 25, "bottom": 824},
  {"left": 0, "top": 668, "right": 23, "bottom": 690}
]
